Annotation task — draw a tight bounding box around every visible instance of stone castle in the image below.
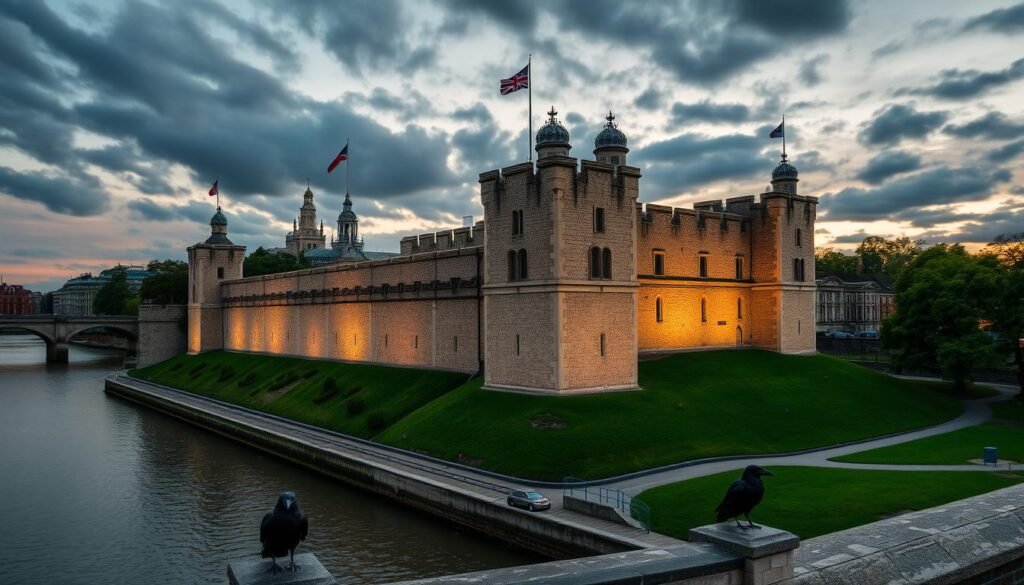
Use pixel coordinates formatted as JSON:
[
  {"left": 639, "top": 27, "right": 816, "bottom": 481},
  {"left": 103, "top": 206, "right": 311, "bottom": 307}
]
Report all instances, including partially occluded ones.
[{"left": 188, "top": 108, "right": 817, "bottom": 394}]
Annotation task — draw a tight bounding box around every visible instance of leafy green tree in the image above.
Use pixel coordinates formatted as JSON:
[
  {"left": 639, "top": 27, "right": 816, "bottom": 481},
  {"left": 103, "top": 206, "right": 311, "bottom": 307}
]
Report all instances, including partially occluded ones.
[
  {"left": 855, "top": 236, "right": 922, "bottom": 279},
  {"left": 981, "top": 234, "right": 1024, "bottom": 397},
  {"left": 140, "top": 259, "right": 188, "bottom": 304},
  {"left": 882, "top": 245, "right": 999, "bottom": 391},
  {"left": 814, "top": 247, "right": 858, "bottom": 276},
  {"left": 93, "top": 269, "right": 134, "bottom": 315},
  {"left": 243, "top": 247, "right": 309, "bottom": 277}
]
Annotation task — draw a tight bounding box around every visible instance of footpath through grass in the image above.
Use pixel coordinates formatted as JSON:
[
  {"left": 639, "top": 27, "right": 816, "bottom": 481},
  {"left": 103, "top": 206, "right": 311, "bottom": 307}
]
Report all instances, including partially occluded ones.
[
  {"left": 833, "top": 398, "right": 1024, "bottom": 465},
  {"left": 130, "top": 351, "right": 469, "bottom": 438},
  {"left": 635, "top": 466, "right": 1024, "bottom": 540},
  {"left": 378, "top": 351, "right": 966, "bottom": 480}
]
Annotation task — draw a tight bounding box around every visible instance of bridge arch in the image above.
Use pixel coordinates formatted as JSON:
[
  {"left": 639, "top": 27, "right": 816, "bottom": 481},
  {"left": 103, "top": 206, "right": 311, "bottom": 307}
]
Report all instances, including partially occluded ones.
[
  {"left": 64, "top": 324, "right": 139, "bottom": 342},
  {"left": 0, "top": 324, "right": 57, "bottom": 345}
]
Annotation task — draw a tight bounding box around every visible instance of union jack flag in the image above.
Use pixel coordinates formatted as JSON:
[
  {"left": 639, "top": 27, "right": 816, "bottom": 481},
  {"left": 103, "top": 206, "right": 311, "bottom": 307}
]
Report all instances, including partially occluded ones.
[{"left": 500, "top": 64, "right": 529, "bottom": 95}]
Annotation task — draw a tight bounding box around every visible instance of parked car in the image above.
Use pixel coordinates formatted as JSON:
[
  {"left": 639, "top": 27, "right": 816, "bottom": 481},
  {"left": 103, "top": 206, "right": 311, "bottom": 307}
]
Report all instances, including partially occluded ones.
[
  {"left": 826, "top": 331, "right": 855, "bottom": 338},
  {"left": 507, "top": 490, "right": 551, "bottom": 511},
  {"left": 856, "top": 331, "right": 878, "bottom": 338}
]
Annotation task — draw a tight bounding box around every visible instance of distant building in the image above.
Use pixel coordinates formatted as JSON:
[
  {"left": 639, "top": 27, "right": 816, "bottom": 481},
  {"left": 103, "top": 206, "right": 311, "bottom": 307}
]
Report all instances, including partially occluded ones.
[
  {"left": 304, "top": 191, "right": 398, "bottom": 266},
  {"left": 52, "top": 265, "right": 154, "bottom": 316},
  {"left": 283, "top": 185, "right": 327, "bottom": 257},
  {"left": 29, "top": 291, "right": 43, "bottom": 314},
  {"left": 815, "top": 273, "right": 895, "bottom": 334},
  {"left": 0, "top": 282, "right": 33, "bottom": 315}
]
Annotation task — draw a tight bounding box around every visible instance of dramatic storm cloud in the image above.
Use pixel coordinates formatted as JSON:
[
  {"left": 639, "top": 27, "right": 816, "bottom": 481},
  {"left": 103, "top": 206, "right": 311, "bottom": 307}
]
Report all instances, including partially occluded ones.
[{"left": 0, "top": 0, "right": 1022, "bottom": 291}]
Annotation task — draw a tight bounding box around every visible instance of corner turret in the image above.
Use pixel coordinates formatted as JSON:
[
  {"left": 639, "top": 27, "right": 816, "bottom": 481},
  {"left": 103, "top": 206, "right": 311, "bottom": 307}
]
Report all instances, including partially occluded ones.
[
  {"left": 535, "top": 106, "right": 571, "bottom": 159},
  {"left": 188, "top": 206, "right": 246, "bottom": 354},
  {"left": 593, "top": 111, "right": 629, "bottom": 166}
]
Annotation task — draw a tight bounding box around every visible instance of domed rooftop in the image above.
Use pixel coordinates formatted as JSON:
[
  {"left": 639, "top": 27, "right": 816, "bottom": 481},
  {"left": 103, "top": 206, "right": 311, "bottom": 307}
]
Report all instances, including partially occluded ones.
[
  {"left": 338, "top": 192, "right": 357, "bottom": 221},
  {"left": 536, "top": 106, "right": 570, "bottom": 147},
  {"left": 210, "top": 207, "right": 228, "bottom": 226},
  {"left": 772, "top": 154, "right": 798, "bottom": 181},
  {"left": 594, "top": 111, "right": 628, "bottom": 150}
]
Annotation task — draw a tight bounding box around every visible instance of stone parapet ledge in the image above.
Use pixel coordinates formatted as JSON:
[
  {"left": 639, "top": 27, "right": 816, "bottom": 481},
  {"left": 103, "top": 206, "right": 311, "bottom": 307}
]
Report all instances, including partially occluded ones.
[
  {"left": 690, "top": 524, "right": 800, "bottom": 585},
  {"left": 228, "top": 552, "right": 335, "bottom": 585},
  {"left": 780, "top": 483, "right": 1024, "bottom": 585}
]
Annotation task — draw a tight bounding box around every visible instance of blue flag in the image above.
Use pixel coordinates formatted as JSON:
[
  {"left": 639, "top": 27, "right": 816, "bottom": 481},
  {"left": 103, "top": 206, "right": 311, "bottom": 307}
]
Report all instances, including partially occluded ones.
[{"left": 769, "top": 121, "right": 784, "bottom": 139}]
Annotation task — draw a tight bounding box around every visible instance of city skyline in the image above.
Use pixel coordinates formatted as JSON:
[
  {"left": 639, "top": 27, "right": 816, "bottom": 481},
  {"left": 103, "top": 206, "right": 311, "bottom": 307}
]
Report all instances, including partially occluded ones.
[{"left": 1, "top": 0, "right": 1022, "bottom": 291}]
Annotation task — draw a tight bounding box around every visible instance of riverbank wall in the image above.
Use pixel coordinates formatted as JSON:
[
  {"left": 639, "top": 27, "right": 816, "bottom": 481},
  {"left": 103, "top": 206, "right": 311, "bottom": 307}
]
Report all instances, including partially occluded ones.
[{"left": 104, "top": 375, "right": 647, "bottom": 559}]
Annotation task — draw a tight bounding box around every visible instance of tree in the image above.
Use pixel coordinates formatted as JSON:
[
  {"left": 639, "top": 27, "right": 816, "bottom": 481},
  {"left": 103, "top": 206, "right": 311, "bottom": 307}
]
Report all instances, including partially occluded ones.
[
  {"left": 981, "top": 234, "right": 1024, "bottom": 397},
  {"left": 855, "top": 236, "right": 922, "bottom": 279},
  {"left": 814, "top": 247, "right": 858, "bottom": 276},
  {"left": 881, "top": 245, "right": 999, "bottom": 391},
  {"left": 140, "top": 259, "right": 188, "bottom": 304},
  {"left": 243, "top": 247, "right": 309, "bottom": 277},
  {"left": 93, "top": 269, "right": 134, "bottom": 315}
]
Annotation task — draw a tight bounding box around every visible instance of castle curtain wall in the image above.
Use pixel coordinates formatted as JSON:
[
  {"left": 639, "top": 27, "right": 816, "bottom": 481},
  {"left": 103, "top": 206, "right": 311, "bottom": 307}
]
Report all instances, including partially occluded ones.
[{"left": 221, "top": 248, "right": 481, "bottom": 373}]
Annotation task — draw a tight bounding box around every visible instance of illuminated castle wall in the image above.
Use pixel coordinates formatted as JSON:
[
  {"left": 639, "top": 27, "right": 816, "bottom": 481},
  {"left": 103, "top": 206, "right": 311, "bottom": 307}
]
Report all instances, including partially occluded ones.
[{"left": 187, "top": 109, "right": 817, "bottom": 393}]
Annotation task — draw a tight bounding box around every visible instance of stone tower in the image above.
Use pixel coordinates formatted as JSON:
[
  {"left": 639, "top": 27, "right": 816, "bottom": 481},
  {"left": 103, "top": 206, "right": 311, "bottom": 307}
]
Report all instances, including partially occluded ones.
[
  {"left": 285, "top": 185, "right": 326, "bottom": 256},
  {"left": 480, "top": 108, "right": 639, "bottom": 393},
  {"left": 187, "top": 207, "right": 245, "bottom": 354},
  {"left": 748, "top": 155, "right": 817, "bottom": 353},
  {"left": 331, "top": 192, "right": 364, "bottom": 257}
]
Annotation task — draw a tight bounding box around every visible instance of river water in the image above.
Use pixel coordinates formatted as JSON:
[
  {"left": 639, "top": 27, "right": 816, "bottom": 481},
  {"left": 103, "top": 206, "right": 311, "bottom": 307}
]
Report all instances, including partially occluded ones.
[{"left": 0, "top": 334, "right": 537, "bottom": 584}]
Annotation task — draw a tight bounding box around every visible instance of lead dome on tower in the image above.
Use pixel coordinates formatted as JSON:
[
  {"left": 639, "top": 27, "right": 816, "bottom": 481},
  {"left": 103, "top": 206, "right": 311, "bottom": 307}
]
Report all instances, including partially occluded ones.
[
  {"left": 535, "top": 108, "right": 571, "bottom": 147},
  {"left": 772, "top": 155, "right": 798, "bottom": 181},
  {"left": 594, "top": 111, "right": 627, "bottom": 149}
]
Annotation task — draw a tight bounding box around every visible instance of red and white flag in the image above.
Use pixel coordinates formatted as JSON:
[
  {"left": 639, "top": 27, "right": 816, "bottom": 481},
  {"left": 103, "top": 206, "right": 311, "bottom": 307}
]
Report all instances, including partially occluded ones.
[
  {"left": 327, "top": 144, "right": 349, "bottom": 173},
  {"left": 208, "top": 179, "right": 219, "bottom": 196},
  {"left": 500, "top": 64, "right": 529, "bottom": 95}
]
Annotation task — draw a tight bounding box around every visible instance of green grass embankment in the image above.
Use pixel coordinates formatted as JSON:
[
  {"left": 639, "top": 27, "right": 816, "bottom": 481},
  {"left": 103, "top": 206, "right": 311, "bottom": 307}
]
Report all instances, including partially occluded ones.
[
  {"left": 377, "top": 351, "right": 967, "bottom": 480},
  {"left": 133, "top": 350, "right": 973, "bottom": 480},
  {"left": 130, "top": 351, "right": 469, "bottom": 438},
  {"left": 833, "top": 396, "right": 1024, "bottom": 465},
  {"left": 635, "top": 466, "right": 1024, "bottom": 540}
]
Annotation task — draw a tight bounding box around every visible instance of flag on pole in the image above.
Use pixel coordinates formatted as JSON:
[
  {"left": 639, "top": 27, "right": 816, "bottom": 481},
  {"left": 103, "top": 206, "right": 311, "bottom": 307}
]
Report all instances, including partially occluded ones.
[
  {"left": 500, "top": 64, "right": 530, "bottom": 95},
  {"left": 208, "top": 179, "right": 219, "bottom": 196},
  {"left": 769, "top": 121, "right": 785, "bottom": 139},
  {"left": 327, "top": 144, "right": 349, "bottom": 173}
]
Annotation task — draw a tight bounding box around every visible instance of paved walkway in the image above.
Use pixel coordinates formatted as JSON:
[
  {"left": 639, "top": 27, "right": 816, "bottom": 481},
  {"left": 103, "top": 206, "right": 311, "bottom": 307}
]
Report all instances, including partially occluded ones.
[{"left": 613, "top": 381, "right": 1021, "bottom": 496}]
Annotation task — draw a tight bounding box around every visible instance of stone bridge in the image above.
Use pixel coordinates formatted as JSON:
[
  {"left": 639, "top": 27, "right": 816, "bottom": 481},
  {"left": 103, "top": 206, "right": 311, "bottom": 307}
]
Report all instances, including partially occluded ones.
[{"left": 0, "top": 315, "right": 139, "bottom": 363}]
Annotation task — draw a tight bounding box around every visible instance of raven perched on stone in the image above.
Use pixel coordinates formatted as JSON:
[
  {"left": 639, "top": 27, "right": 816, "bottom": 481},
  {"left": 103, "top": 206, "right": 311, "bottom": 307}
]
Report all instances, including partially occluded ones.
[
  {"left": 260, "top": 491, "right": 309, "bottom": 573},
  {"left": 714, "top": 465, "right": 773, "bottom": 529}
]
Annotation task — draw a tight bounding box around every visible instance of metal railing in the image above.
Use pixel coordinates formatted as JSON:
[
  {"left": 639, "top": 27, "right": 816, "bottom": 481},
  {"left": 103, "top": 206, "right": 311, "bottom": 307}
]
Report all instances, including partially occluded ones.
[{"left": 563, "top": 477, "right": 651, "bottom": 533}]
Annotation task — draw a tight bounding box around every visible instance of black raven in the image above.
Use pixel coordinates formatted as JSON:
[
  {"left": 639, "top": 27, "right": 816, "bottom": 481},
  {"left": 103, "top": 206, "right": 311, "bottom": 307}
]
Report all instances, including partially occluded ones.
[
  {"left": 260, "top": 491, "right": 309, "bottom": 573},
  {"left": 714, "top": 465, "right": 773, "bottom": 529}
]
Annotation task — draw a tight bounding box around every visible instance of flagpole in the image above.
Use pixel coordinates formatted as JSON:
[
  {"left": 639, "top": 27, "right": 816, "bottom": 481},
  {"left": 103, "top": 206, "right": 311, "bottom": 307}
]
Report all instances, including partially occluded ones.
[
  {"left": 528, "top": 54, "right": 533, "bottom": 162},
  {"left": 782, "top": 115, "right": 786, "bottom": 158},
  {"left": 345, "top": 138, "right": 350, "bottom": 195},
  {"left": 216, "top": 178, "right": 220, "bottom": 209}
]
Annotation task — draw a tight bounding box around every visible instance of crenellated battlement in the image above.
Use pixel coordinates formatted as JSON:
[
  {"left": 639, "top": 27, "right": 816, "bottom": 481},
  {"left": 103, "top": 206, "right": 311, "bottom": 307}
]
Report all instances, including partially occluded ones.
[{"left": 399, "top": 221, "right": 485, "bottom": 255}]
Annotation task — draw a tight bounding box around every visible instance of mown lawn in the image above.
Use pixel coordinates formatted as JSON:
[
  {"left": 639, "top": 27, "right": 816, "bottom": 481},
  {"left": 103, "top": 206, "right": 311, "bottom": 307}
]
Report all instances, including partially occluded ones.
[
  {"left": 833, "top": 398, "right": 1024, "bottom": 465},
  {"left": 130, "top": 351, "right": 469, "bottom": 438},
  {"left": 635, "top": 467, "right": 1024, "bottom": 540},
  {"left": 376, "top": 351, "right": 967, "bottom": 480}
]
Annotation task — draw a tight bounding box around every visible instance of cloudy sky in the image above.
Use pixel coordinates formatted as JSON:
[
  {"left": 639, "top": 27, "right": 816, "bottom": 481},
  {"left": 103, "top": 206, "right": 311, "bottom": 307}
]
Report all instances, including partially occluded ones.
[{"left": 1, "top": 0, "right": 1022, "bottom": 291}]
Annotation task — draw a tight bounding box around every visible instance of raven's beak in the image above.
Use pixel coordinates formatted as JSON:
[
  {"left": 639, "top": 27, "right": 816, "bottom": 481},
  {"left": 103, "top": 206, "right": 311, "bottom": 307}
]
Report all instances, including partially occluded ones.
[{"left": 762, "top": 469, "right": 774, "bottom": 476}]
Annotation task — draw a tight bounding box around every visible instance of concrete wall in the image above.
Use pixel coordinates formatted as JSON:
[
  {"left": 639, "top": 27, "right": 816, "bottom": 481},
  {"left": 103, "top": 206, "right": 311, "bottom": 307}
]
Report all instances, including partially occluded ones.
[
  {"left": 782, "top": 482, "right": 1024, "bottom": 585},
  {"left": 137, "top": 304, "right": 186, "bottom": 367},
  {"left": 219, "top": 248, "right": 481, "bottom": 373}
]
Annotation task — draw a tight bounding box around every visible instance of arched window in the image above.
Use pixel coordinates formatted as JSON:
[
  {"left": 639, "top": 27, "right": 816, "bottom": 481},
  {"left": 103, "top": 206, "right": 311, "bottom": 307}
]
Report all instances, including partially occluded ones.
[
  {"left": 737, "top": 298, "right": 743, "bottom": 319},
  {"left": 656, "top": 298, "right": 663, "bottom": 323},
  {"left": 602, "top": 248, "right": 612, "bottom": 279},
  {"left": 518, "top": 249, "right": 528, "bottom": 280},
  {"left": 508, "top": 250, "right": 517, "bottom": 281},
  {"left": 590, "top": 246, "right": 602, "bottom": 279},
  {"left": 701, "top": 298, "right": 707, "bottom": 323}
]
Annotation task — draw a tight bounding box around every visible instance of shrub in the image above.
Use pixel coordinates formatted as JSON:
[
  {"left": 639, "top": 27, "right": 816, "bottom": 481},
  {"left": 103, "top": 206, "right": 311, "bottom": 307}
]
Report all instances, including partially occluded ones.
[
  {"left": 218, "top": 366, "right": 236, "bottom": 383},
  {"left": 238, "top": 371, "right": 259, "bottom": 387},
  {"left": 268, "top": 372, "right": 299, "bottom": 392},
  {"left": 312, "top": 378, "right": 339, "bottom": 405},
  {"left": 347, "top": 397, "right": 366, "bottom": 416},
  {"left": 366, "top": 412, "right": 390, "bottom": 432}
]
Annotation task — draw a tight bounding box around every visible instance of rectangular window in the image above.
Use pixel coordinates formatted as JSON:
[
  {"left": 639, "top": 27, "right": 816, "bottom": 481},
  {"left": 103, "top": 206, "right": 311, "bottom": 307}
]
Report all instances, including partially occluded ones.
[
  {"left": 415, "top": 335, "right": 418, "bottom": 349},
  {"left": 453, "top": 336, "right": 458, "bottom": 352},
  {"left": 512, "top": 210, "right": 523, "bottom": 236},
  {"left": 653, "top": 251, "right": 665, "bottom": 275},
  {"left": 735, "top": 257, "right": 743, "bottom": 279},
  {"left": 217, "top": 266, "right": 224, "bottom": 279},
  {"left": 796, "top": 228, "right": 802, "bottom": 247},
  {"left": 516, "top": 334, "right": 520, "bottom": 356},
  {"left": 600, "top": 333, "right": 606, "bottom": 357},
  {"left": 699, "top": 256, "right": 708, "bottom": 277},
  {"left": 594, "top": 207, "right": 605, "bottom": 233}
]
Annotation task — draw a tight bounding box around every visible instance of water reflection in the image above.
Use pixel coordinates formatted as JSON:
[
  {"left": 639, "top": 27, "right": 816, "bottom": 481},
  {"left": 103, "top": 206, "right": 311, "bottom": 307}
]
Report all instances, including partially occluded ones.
[{"left": 0, "top": 335, "right": 537, "bottom": 585}]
